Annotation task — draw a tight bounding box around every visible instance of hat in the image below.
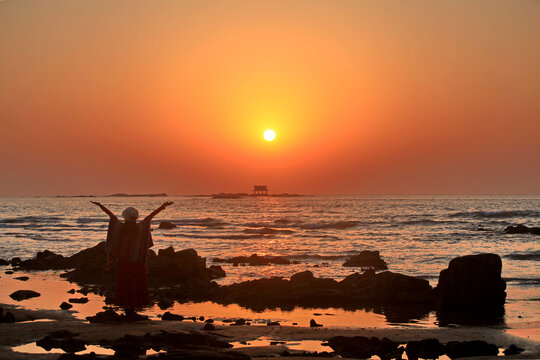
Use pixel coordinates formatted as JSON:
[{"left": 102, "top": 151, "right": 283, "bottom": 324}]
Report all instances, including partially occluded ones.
[{"left": 122, "top": 207, "right": 139, "bottom": 221}]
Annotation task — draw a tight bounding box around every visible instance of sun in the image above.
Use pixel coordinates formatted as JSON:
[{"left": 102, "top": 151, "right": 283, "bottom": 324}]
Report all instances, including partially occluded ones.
[{"left": 264, "top": 129, "right": 276, "bottom": 141}]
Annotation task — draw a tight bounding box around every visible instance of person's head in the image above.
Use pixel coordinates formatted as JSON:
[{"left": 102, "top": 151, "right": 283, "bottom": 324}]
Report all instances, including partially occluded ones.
[{"left": 122, "top": 207, "right": 139, "bottom": 222}]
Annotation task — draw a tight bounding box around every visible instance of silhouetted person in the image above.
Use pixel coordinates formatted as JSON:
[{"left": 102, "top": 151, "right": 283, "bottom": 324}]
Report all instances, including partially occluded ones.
[{"left": 91, "top": 201, "right": 173, "bottom": 319}]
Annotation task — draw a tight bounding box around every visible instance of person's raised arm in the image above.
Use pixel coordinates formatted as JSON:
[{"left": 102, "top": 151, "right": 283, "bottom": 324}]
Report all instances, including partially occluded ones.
[
  {"left": 90, "top": 201, "right": 117, "bottom": 220},
  {"left": 144, "top": 201, "right": 174, "bottom": 221}
]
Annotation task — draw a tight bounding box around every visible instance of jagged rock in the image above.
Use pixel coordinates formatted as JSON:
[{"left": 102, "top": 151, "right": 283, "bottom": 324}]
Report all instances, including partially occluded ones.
[
  {"left": 342, "top": 250, "right": 388, "bottom": 270},
  {"left": 267, "top": 321, "right": 280, "bottom": 326},
  {"left": 36, "top": 336, "right": 86, "bottom": 353},
  {"left": 310, "top": 319, "right": 322, "bottom": 327},
  {"left": 435, "top": 253, "right": 506, "bottom": 309},
  {"left": 504, "top": 224, "right": 540, "bottom": 235},
  {"left": 445, "top": 340, "right": 499, "bottom": 358},
  {"left": 0, "top": 259, "right": 10, "bottom": 265},
  {"left": 290, "top": 270, "right": 314, "bottom": 283},
  {"left": 10, "top": 290, "right": 40, "bottom": 301},
  {"left": 159, "top": 221, "right": 177, "bottom": 229},
  {"left": 406, "top": 339, "right": 445, "bottom": 360},
  {"left": 158, "top": 246, "right": 176, "bottom": 256},
  {"left": 60, "top": 302, "right": 73, "bottom": 310}
]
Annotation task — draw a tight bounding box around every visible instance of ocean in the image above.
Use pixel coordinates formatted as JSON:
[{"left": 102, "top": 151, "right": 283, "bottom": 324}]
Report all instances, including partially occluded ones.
[{"left": 0, "top": 195, "right": 538, "bottom": 326}]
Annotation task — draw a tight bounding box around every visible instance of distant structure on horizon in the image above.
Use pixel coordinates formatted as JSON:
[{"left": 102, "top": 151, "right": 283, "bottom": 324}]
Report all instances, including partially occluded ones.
[{"left": 253, "top": 185, "right": 268, "bottom": 196}]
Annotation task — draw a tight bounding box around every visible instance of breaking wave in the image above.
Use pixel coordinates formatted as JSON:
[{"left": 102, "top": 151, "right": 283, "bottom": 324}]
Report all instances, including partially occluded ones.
[
  {"left": 504, "top": 251, "right": 540, "bottom": 261},
  {"left": 449, "top": 210, "right": 539, "bottom": 219}
]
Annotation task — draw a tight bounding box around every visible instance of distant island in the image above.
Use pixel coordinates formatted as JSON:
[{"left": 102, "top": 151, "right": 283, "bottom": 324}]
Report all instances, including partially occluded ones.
[
  {"left": 54, "top": 193, "right": 168, "bottom": 198},
  {"left": 209, "top": 193, "right": 304, "bottom": 199}
]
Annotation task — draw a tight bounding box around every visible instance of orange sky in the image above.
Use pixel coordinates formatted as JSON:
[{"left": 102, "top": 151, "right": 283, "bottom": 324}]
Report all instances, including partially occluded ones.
[{"left": 1, "top": 0, "right": 539, "bottom": 195}]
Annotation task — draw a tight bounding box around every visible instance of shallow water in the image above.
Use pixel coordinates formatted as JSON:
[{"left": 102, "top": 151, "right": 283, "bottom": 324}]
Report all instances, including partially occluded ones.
[{"left": 0, "top": 195, "right": 539, "bottom": 325}]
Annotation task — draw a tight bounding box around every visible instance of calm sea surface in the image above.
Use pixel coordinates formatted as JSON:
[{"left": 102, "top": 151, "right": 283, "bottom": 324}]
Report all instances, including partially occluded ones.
[{"left": 0, "top": 195, "right": 538, "bottom": 325}]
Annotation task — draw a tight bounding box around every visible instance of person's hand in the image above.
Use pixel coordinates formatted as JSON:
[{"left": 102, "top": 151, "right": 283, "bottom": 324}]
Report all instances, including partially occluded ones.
[
  {"left": 161, "top": 201, "right": 174, "bottom": 208},
  {"left": 90, "top": 201, "right": 102, "bottom": 206}
]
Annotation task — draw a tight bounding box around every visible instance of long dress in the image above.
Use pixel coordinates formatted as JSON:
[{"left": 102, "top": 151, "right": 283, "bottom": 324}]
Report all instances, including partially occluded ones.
[{"left": 106, "top": 218, "right": 153, "bottom": 308}]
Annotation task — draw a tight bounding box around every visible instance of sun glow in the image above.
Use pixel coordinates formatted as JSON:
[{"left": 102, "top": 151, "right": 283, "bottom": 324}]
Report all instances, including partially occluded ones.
[{"left": 264, "top": 129, "right": 276, "bottom": 141}]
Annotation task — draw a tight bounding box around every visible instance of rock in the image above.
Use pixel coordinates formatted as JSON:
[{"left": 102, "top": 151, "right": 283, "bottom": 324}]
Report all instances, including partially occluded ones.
[
  {"left": 504, "top": 344, "right": 524, "bottom": 355},
  {"left": 68, "top": 297, "right": 89, "bottom": 304},
  {"left": 310, "top": 319, "right": 322, "bottom": 327},
  {"left": 435, "top": 253, "right": 506, "bottom": 310},
  {"left": 5, "top": 270, "right": 14, "bottom": 274},
  {"left": 504, "top": 224, "right": 540, "bottom": 235},
  {"left": 162, "top": 311, "right": 184, "bottom": 321},
  {"left": 14, "top": 276, "right": 29, "bottom": 281},
  {"left": 158, "top": 246, "right": 176, "bottom": 257},
  {"left": 10, "top": 257, "right": 22, "bottom": 266},
  {"left": 159, "top": 221, "right": 177, "bottom": 229},
  {"left": 0, "top": 259, "right": 9, "bottom": 265},
  {"left": 208, "top": 265, "right": 226, "bottom": 279},
  {"left": 60, "top": 302, "right": 73, "bottom": 310},
  {"left": 445, "top": 340, "right": 499, "bottom": 358},
  {"left": 328, "top": 336, "right": 400, "bottom": 359},
  {"left": 267, "top": 321, "right": 280, "bottom": 326},
  {"left": 67, "top": 289, "right": 76, "bottom": 294},
  {"left": 49, "top": 330, "right": 79, "bottom": 338},
  {"left": 9, "top": 290, "right": 40, "bottom": 301},
  {"left": 231, "top": 319, "right": 246, "bottom": 326},
  {"left": 36, "top": 336, "right": 86, "bottom": 353},
  {"left": 203, "top": 323, "right": 216, "bottom": 331},
  {"left": 406, "top": 339, "right": 445, "bottom": 360},
  {"left": 343, "top": 250, "right": 388, "bottom": 270},
  {"left": 158, "top": 298, "right": 173, "bottom": 310},
  {"left": 0, "top": 311, "right": 16, "bottom": 323},
  {"left": 290, "top": 270, "right": 314, "bottom": 283},
  {"left": 86, "top": 309, "right": 123, "bottom": 324}
]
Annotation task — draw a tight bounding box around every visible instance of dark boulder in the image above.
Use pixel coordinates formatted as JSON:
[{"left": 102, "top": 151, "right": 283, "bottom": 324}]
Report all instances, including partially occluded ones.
[
  {"left": 0, "top": 259, "right": 9, "bottom": 265},
  {"left": 504, "top": 224, "right": 540, "bottom": 235},
  {"left": 14, "top": 276, "right": 29, "bottom": 281},
  {"left": 10, "top": 290, "right": 40, "bottom": 301},
  {"left": 342, "top": 250, "right": 388, "bottom": 270},
  {"left": 162, "top": 311, "right": 184, "bottom": 321},
  {"left": 60, "top": 302, "right": 73, "bottom": 310},
  {"left": 68, "top": 297, "right": 89, "bottom": 304},
  {"left": 328, "top": 336, "right": 400, "bottom": 359},
  {"left": 504, "top": 344, "right": 524, "bottom": 355},
  {"left": 159, "top": 221, "right": 177, "bottom": 229},
  {"left": 309, "top": 319, "right": 322, "bottom": 327},
  {"left": 435, "top": 253, "right": 506, "bottom": 310},
  {"left": 86, "top": 309, "right": 123, "bottom": 324},
  {"left": 158, "top": 246, "right": 176, "bottom": 257},
  {"left": 406, "top": 339, "right": 445, "bottom": 360},
  {"left": 36, "top": 336, "right": 86, "bottom": 353},
  {"left": 157, "top": 298, "right": 173, "bottom": 310},
  {"left": 208, "top": 265, "right": 226, "bottom": 279},
  {"left": 18, "top": 250, "right": 68, "bottom": 270},
  {"left": 203, "top": 323, "right": 216, "bottom": 331},
  {"left": 445, "top": 340, "right": 499, "bottom": 358}
]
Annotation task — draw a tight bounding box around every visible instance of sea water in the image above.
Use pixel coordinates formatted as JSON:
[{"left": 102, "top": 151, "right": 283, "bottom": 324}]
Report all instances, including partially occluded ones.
[{"left": 0, "top": 195, "right": 538, "bottom": 326}]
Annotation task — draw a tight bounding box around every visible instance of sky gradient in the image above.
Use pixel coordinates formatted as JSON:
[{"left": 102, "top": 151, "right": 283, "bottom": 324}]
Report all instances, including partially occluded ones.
[{"left": 1, "top": 0, "right": 539, "bottom": 195}]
